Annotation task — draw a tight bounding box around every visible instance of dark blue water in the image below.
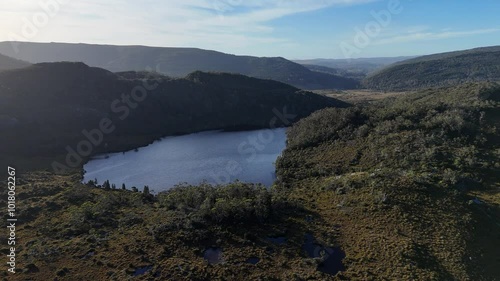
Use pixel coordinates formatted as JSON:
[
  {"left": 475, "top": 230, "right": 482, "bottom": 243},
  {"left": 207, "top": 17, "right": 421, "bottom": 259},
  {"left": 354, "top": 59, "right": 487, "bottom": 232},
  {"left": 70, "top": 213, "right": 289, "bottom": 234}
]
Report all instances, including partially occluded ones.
[
  {"left": 83, "top": 128, "right": 286, "bottom": 192},
  {"left": 204, "top": 247, "right": 223, "bottom": 264},
  {"left": 133, "top": 266, "right": 152, "bottom": 276},
  {"left": 267, "top": 236, "right": 287, "bottom": 245},
  {"left": 303, "top": 234, "right": 345, "bottom": 276},
  {"left": 246, "top": 257, "right": 260, "bottom": 264}
]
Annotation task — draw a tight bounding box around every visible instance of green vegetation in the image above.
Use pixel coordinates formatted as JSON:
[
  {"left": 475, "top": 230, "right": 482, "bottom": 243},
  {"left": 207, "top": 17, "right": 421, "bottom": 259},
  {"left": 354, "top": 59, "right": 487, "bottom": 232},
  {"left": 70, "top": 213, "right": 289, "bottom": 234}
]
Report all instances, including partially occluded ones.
[
  {"left": 363, "top": 46, "right": 500, "bottom": 90},
  {"left": 1, "top": 56, "right": 499, "bottom": 281},
  {"left": 275, "top": 82, "right": 500, "bottom": 280},
  {"left": 1, "top": 172, "right": 317, "bottom": 280},
  {"left": 0, "top": 42, "right": 360, "bottom": 90}
]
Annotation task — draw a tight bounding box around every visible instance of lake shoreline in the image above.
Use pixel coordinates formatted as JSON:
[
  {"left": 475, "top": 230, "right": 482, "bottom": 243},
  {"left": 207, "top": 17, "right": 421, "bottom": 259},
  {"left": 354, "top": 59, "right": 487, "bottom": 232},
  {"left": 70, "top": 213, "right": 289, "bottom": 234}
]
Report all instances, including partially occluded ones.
[{"left": 83, "top": 128, "right": 288, "bottom": 192}]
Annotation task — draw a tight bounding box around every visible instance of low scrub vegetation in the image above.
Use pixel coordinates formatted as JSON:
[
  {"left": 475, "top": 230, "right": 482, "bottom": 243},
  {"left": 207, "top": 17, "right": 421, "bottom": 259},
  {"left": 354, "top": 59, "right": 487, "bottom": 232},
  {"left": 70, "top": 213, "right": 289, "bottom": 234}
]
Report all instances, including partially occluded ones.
[
  {"left": 3, "top": 82, "right": 499, "bottom": 280},
  {"left": 157, "top": 182, "right": 283, "bottom": 224},
  {"left": 275, "top": 82, "right": 500, "bottom": 280}
]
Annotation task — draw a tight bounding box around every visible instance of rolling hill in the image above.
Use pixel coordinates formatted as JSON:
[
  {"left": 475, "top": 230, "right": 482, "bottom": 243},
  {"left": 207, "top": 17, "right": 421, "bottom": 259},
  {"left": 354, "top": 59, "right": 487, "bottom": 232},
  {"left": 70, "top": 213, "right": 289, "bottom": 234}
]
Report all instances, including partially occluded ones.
[
  {"left": 363, "top": 46, "right": 500, "bottom": 90},
  {"left": 276, "top": 82, "right": 500, "bottom": 280},
  {"left": 301, "top": 64, "right": 366, "bottom": 81},
  {"left": 0, "top": 62, "right": 348, "bottom": 166},
  {"left": 294, "top": 56, "right": 414, "bottom": 79},
  {"left": 0, "top": 41, "right": 359, "bottom": 90},
  {"left": 0, "top": 53, "right": 30, "bottom": 71},
  {"left": 4, "top": 82, "right": 499, "bottom": 280}
]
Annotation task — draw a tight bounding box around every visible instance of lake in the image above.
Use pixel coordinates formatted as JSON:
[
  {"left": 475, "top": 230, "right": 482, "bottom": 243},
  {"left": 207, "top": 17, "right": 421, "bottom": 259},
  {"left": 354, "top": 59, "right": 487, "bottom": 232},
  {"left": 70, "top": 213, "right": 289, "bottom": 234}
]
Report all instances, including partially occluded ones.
[{"left": 83, "top": 128, "right": 287, "bottom": 192}]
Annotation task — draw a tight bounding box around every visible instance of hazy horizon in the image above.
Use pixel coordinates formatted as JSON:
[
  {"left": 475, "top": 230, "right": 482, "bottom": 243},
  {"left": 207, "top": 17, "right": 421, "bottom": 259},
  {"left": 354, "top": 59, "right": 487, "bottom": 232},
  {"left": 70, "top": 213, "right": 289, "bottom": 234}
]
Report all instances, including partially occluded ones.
[
  {"left": 1, "top": 39, "right": 429, "bottom": 60},
  {"left": 2, "top": 0, "right": 500, "bottom": 59}
]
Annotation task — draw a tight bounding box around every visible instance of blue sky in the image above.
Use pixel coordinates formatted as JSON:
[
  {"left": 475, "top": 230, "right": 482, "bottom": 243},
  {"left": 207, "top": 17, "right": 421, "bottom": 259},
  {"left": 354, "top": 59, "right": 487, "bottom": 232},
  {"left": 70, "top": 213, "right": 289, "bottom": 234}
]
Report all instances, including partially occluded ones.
[{"left": 1, "top": 0, "right": 500, "bottom": 59}]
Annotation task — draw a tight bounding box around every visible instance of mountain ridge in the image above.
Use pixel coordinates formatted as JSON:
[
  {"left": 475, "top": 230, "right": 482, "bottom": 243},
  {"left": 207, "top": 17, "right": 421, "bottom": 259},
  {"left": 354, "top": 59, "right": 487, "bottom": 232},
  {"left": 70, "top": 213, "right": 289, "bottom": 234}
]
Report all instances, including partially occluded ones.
[
  {"left": 0, "top": 61, "right": 348, "bottom": 166},
  {"left": 0, "top": 41, "right": 359, "bottom": 90},
  {"left": 0, "top": 52, "right": 30, "bottom": 71},
  {"left": 363, "top": 46, "right": 500, "bottom": 90}
]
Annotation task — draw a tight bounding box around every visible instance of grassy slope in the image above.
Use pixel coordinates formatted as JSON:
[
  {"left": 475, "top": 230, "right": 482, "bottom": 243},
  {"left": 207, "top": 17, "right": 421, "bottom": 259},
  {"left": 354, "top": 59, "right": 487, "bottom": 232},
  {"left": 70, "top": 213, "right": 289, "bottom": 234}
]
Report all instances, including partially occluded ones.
[
  {"left": 363, "top": 46, "right": 500, "bottom": 91},
  {"left": 277, "top": 82, "right": 500, "bottom": 280},
  {"left": 1, "top": 82, "right": 499, "bottom": 280}
]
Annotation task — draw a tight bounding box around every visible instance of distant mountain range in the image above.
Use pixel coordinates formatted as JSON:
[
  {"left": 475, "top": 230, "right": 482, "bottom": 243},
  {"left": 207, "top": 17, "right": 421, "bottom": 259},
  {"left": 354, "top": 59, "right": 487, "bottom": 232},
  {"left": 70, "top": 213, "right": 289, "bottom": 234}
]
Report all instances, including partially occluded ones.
[
  {"left": 0, "top": 62, "right": 348, "bottom": 163},
  {"left": 294, "top": 56, "right": 415, "bottom": 78},
  {"left": 363, "top": 46, "right": 500, "bottom": 90},
  {"left": 0, "top": 42, "right": 359, "bottom": 90},
  {"left": 0, "top": 53, "right": 30, "bottom": 71},
  {"left": 300, "top": 64, "right": 367, "bottom": 81}
]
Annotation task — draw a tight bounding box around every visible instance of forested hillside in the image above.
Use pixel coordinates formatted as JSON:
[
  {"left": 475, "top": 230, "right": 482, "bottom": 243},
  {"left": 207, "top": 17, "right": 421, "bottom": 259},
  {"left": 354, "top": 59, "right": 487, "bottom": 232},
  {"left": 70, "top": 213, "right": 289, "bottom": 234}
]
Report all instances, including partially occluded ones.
[
  {"left": 0, "top": 62, "right": 348, "bottom": 168},
  {"left": 276, "top": 82, "right": 500, "bottom": 280},
  {"left": 2, "top": 82, "right": 498, "bottom": 280},
  {"left": 363, "top": 46, "right": 500, "bottom": 90}
]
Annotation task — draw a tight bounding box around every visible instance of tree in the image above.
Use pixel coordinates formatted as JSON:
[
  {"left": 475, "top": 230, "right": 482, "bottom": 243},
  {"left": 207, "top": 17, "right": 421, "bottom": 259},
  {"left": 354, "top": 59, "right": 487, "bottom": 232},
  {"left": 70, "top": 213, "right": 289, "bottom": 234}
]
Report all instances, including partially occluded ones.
[
  {"left": 143, "top": 185, "right": 150, "bottom": 196},
  {"left": 103, "top": 180, "right": 111, "bottom": 190},
  {"left": 122, "top": 183, "right": 126, "bottom": 190}
]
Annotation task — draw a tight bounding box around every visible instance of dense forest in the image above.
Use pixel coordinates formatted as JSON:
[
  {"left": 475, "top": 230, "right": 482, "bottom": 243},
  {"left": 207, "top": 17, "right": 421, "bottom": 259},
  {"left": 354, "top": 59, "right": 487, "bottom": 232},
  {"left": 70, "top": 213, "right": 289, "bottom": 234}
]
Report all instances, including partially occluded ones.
[
  {"left": 0, "top": 42, "right": 360, "bottom": 90},
  {"left": 363, "top": 46, "right": 500, "bottom": 90},
  {"left": 0, "top": 62, "right": 347, "bottom": 169},
  {"left": 1, "top": 82, "right": 498, "bottom": 280}
]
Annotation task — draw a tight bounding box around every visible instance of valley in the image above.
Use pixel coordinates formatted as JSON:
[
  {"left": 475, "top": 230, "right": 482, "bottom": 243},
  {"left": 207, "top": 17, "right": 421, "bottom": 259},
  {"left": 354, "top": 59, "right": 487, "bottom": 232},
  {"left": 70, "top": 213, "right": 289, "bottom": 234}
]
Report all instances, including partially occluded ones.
[
  {"left": 0, "top": 19, "right": 500, "bottom": 280},
  {"left": 1, "top": 74, "right": 499, "bottom": 279},
  {"left": 313, "top": 89, "right": 411, "bottom": 104}
]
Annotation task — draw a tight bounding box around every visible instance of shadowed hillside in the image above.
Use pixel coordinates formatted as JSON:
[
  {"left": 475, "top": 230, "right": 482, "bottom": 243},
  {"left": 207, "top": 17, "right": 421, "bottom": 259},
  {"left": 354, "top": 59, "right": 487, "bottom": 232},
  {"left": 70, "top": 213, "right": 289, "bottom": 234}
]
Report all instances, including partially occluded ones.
[
  {"left": 0, "top": 62, "right": 348, "bottom": 168},
  {"left": 363, "top": 46, "right": 500, "bottom": 90},
  {"left": 1, "top": 82, "right": 498, "bottom": 280},
  {"left": 0, "top": 42, "right": 360, "bottom": 90},
  {"left": 0, "top": 53, "right": 30, "bottom": 71}
]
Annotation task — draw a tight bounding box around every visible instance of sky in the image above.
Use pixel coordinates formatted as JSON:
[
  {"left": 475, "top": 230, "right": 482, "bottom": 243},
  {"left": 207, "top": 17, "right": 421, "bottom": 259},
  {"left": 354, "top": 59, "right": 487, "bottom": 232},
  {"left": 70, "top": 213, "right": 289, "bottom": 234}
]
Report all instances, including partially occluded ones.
[{"left": 1, "top": 0, "right": 500, "bottom": 59}]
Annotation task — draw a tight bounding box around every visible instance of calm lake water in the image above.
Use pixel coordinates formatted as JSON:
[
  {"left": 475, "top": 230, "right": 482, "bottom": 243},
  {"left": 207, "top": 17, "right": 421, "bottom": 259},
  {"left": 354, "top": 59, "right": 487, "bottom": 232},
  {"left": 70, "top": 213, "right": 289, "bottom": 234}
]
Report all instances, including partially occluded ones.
[{"left": 83, "top": 128, "right": 287, "bottom": 192}]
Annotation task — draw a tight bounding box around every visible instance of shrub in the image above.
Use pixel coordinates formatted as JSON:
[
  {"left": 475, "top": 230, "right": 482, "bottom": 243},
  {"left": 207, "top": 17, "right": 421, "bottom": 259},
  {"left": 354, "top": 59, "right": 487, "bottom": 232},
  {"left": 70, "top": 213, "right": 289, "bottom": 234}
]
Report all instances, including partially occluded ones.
[{"left": 157, "top": 182, "right": 283, "bottom": 226}]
